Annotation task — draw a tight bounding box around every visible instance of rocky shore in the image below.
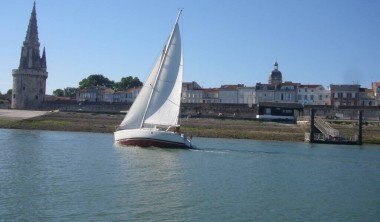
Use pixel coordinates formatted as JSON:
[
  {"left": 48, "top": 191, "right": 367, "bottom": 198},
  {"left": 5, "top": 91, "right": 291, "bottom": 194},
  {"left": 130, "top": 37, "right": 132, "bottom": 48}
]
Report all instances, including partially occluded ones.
[{"left": 0, "top": 110, "right": 379, "bottom": 144}]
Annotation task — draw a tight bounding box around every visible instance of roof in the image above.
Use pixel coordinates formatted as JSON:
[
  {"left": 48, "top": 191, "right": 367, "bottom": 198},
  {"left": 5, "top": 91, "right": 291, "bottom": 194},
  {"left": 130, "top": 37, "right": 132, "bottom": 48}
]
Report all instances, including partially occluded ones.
[
  {"left": 360, "top": 88, "right": 373, "bottom": 93},
  {"left": 299, "top": 84, "right": 323, "bottom": 88},
  {"left": 255, "top": 83, "right": 275, "bottom": 90},
  {"left": 330, "top": 84, "right": 360, "bottom": 91},
  {"left": 203, "top": 88, "right": 219, "bottom": 93},
  {"left": 183, "top": 81, "right": 202, "bottom": 90},
  {"left": 220, "top": 84, "right": 244, "bottom": 90}
]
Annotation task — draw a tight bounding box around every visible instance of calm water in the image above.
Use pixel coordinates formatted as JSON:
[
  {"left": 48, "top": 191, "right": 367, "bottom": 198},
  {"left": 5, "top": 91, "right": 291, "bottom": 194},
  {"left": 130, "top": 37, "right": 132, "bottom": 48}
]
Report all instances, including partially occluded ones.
[{"left": 0, "top": 129, "right": 380, "bottom": 221}]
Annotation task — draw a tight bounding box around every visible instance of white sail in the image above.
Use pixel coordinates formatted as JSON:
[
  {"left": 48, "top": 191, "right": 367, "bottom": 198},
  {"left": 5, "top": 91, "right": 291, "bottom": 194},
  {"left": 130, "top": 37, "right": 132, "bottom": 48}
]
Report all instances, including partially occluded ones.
[
  {"left": 119, "top": 22, "right": 182, "bottom": 129},
  {"left": 144, "top": 23, "right": 182, "bottom": 126}
]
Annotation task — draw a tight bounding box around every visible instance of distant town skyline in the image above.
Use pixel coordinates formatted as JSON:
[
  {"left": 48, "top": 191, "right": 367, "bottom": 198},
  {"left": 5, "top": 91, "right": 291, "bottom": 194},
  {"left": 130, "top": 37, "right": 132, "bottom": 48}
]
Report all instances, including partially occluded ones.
[{"left": 1, "top": 0, "right": 379, "bottom": 94}]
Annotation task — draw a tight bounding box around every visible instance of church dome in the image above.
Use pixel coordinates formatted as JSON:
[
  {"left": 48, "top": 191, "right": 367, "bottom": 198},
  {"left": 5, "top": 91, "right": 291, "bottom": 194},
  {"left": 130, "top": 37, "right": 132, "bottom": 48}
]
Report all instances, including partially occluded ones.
[{"left": 268, "top": 62, "right": 282, "bottom": 85}]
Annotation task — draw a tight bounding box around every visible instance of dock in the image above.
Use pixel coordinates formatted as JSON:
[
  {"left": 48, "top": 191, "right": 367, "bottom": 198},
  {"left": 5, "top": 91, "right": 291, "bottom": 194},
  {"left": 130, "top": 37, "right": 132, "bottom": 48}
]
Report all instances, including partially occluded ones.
[{"left": 304, "top": 109, "right": 363, "bottom": 145}]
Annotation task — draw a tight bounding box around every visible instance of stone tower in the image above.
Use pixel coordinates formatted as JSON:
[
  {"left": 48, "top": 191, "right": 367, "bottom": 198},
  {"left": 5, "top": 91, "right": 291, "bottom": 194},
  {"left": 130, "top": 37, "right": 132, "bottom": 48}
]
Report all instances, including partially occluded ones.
[{"left": 11, "top": 2, "right": 48, "bottom": 110}]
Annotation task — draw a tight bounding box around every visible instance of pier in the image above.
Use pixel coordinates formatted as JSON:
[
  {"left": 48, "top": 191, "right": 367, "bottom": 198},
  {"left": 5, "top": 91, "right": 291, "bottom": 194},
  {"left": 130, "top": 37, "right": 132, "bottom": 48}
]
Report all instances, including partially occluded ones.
[{"left": 304, "top": 109, "right": 363, "bottom": 145}]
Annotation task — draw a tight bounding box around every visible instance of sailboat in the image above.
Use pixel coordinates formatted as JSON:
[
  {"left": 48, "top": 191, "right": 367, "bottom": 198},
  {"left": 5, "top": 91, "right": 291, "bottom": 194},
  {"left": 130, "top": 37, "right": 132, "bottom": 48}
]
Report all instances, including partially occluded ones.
[{"left": 114, "top": 10, "right": 193, "bottom": 148}]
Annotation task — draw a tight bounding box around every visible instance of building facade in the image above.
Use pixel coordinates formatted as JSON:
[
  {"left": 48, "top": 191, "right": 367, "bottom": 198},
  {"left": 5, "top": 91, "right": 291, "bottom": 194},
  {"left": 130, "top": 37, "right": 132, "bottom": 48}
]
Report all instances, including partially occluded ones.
[
  {"left": 359, "top": 88, "right": 375, "bottom": 106},
  {"left": 181, "top": 82, "right": 203, "bottom": 103},
  {"left": 297, "top": 85, "right": 330, "bottom": 105},
  {"left": 219, "top": 85, "right": 243, "bottom": 104},
  {"left": 373, "top": 82, "right": 380, "bottom": 106},
  {"left": 274, "top": 82, "right": 300, "bottom": 103},
  {"left": 12, "top": 2, "right": 48, "bottom": 109},
  {"left": 237, "top": 86, "right": 255, "bottom": 105},
  {"left": 330, "top": 84, "right": 360, "bottom": 107},
  {"left": 255, "top": 83, "right": 275, "bottom": 103},
  {"left": 202, "top": 88, "right": 219, "bottom": 103},
  {"left": 76, "top": 86, "right": 114, "bottom": 102}
]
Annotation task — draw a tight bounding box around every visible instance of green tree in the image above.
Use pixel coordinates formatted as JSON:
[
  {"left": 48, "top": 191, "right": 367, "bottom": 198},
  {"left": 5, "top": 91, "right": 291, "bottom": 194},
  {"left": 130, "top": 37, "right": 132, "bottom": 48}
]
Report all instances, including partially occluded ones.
[
  {"left": 79, "top": 74, "right": 115, "bottom": 89},
  {"left": 115, "top": 76, "right": 142, "bottom": 91},
  {"left": 63, "top": 87, "right": 79, "bottom": 98},
  {"left": 53, "top": 88, "right": 64, "bottom": 96},
  {"left": 6, "top": 89, "right": 12, "bottom": 95}
]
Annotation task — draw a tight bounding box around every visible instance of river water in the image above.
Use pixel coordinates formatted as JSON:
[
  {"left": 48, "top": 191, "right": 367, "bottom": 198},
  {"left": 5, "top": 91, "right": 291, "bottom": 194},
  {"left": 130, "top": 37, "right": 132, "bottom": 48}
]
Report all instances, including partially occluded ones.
[{"left": 0, "top": 129, "right": 379, "bottom": 221}]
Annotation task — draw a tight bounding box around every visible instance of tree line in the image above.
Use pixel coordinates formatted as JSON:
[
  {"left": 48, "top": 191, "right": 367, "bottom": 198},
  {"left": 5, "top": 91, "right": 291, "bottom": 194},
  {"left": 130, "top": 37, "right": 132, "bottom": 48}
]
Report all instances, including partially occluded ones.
[{"left": 52, "top": 74, "right": 142, "bottom": 97}]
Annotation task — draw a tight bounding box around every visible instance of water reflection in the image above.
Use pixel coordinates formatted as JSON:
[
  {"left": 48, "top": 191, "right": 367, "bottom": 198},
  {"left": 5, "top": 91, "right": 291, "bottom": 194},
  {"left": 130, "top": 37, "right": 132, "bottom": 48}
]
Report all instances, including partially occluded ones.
[{"left": 113, "top": 145, "right": 190, "bottom": 220}]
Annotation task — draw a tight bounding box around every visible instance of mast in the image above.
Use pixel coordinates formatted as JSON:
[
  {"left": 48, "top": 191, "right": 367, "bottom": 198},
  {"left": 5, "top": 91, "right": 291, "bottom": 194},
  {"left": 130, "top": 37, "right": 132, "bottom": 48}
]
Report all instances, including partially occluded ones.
[{"left": 139, "top": 10, "right": 182, "bottom": 128}]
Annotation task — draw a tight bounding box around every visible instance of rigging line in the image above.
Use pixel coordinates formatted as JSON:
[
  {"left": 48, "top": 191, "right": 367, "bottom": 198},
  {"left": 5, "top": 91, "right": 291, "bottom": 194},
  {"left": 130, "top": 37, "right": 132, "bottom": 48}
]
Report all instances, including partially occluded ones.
[{"left": 166, "top": 97, "right": 181, "bottom": 107}]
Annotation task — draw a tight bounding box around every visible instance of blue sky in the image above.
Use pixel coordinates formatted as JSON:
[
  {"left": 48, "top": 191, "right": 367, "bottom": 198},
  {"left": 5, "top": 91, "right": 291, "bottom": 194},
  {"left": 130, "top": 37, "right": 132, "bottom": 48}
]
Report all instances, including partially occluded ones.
[{"left": 1, "top": 0, "right": 379, "bottom": 94}]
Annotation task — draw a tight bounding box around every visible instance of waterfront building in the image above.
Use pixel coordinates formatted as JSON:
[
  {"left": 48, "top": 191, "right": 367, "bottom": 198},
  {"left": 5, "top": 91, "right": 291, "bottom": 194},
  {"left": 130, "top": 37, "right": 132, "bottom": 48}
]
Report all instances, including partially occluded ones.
[
  {"left": 237, "top": 86, "right": 255, "bottom": 105},
  {"left": 182, "top": 81, "right": 203, "bottom": 103},
  {"left": 219, "top": 84, "right": 243, "bottom": 104},
  {"left": 255, "top": 62, "right": 299, "bottom": 104},
  {"left": 330, "top": 84, "right": 360, "bottom": 107},
  {"left": 202, "top": 88, "right": 219, "bottom": 103},
  {"left": 274, "top": 81, "right": 300, "bottom": 103},
  {"left": 373, "top": 82, "right": 380, "bottom": 106},
  {"left": 298, "top": 85, "right": 330, "bottom": 105},
  {"left": 11, "top": 2, "right": 48, "bottom": 109},
  {"left": 111, "top": 91, "right": 128, "bottom": 103},
  {"left": 255, "top": 83, "right": 275, "bottom": 103},
  {"left": 124, "top": 86, "right": 142, "bottom": 103},
  {"left": 76, "top": 86, "right": 114, "bottom": 102},
  {"left": 359, "top": 88, "right": 375, "bottom": 106}
]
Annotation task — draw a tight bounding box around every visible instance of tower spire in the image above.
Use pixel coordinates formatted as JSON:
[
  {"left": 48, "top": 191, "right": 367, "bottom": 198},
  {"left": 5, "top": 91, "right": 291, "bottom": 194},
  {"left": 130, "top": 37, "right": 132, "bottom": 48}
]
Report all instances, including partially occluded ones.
[
  {"left": 25, "top": 1, "right": 39, "bottom": 44},
  {"left": 19, "top": 1, "right": 41, "bottom": 69}
]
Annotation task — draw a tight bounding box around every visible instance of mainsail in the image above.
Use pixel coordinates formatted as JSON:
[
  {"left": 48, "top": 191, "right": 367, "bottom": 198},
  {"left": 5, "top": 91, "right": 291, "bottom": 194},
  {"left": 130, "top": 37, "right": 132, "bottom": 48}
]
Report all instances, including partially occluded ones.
[{"left": 119, "top": 17, "right": 182, "bottom": 130}]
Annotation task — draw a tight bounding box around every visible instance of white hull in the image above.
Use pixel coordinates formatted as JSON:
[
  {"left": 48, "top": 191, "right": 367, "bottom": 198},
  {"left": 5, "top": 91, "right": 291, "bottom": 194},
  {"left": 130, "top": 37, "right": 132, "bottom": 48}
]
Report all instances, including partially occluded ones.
[{"left": 114, "top": 128, "right": 192, "bottom": 148}]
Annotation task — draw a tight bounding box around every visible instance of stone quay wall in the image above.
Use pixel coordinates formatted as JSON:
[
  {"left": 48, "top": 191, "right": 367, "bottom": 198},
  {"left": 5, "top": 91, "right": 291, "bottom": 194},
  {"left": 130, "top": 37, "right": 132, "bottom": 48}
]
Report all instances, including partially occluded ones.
[
  {"left": 42, "top": 101, "right": 258, "bottom": 118},
  {"left": 41, "top": 101, "right": 380, "bottom": 120}
]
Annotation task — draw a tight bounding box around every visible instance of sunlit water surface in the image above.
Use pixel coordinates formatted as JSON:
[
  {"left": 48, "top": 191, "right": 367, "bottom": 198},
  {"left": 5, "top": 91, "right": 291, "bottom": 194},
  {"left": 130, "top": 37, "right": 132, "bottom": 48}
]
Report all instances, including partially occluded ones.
[{"left": 0, "top": 129, "right": 379, "bottom": 221}]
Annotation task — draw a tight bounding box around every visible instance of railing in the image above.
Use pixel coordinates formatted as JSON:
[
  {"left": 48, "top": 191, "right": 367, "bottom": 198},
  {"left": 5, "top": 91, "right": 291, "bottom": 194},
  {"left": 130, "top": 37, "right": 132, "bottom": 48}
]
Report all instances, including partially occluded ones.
[{"left": 315, "top": 116, "right": 339, "bottom": 137}]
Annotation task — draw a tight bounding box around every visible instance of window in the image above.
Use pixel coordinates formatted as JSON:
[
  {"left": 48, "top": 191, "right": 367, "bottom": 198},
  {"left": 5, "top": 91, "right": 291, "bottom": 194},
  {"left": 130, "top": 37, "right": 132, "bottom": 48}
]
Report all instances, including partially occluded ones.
[
  {"left": 304, "top": 95, "right": 308, "bottom": 100},
  {"left": 319, "top": 95, "right": 323, "bottom": 100},
  {"left": 310, "top": 95, "right": 314, "bottom": 101},
  {"left": 13, "top": 94, "right": 16, "bottom": 98}
]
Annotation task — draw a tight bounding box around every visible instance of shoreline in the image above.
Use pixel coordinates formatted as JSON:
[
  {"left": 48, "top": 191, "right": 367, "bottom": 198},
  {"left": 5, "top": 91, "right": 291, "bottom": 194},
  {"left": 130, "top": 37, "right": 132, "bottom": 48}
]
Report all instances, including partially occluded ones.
[{"left": 0, "top": 110, "right": 379, "bottom": 144}]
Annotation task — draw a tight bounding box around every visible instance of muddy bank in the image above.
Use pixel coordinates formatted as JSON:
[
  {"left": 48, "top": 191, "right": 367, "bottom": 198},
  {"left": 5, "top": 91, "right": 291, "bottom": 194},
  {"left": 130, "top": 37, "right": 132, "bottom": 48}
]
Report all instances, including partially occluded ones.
[{"left": 0, "top": 111, "right": 379, "bottom": 144}]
